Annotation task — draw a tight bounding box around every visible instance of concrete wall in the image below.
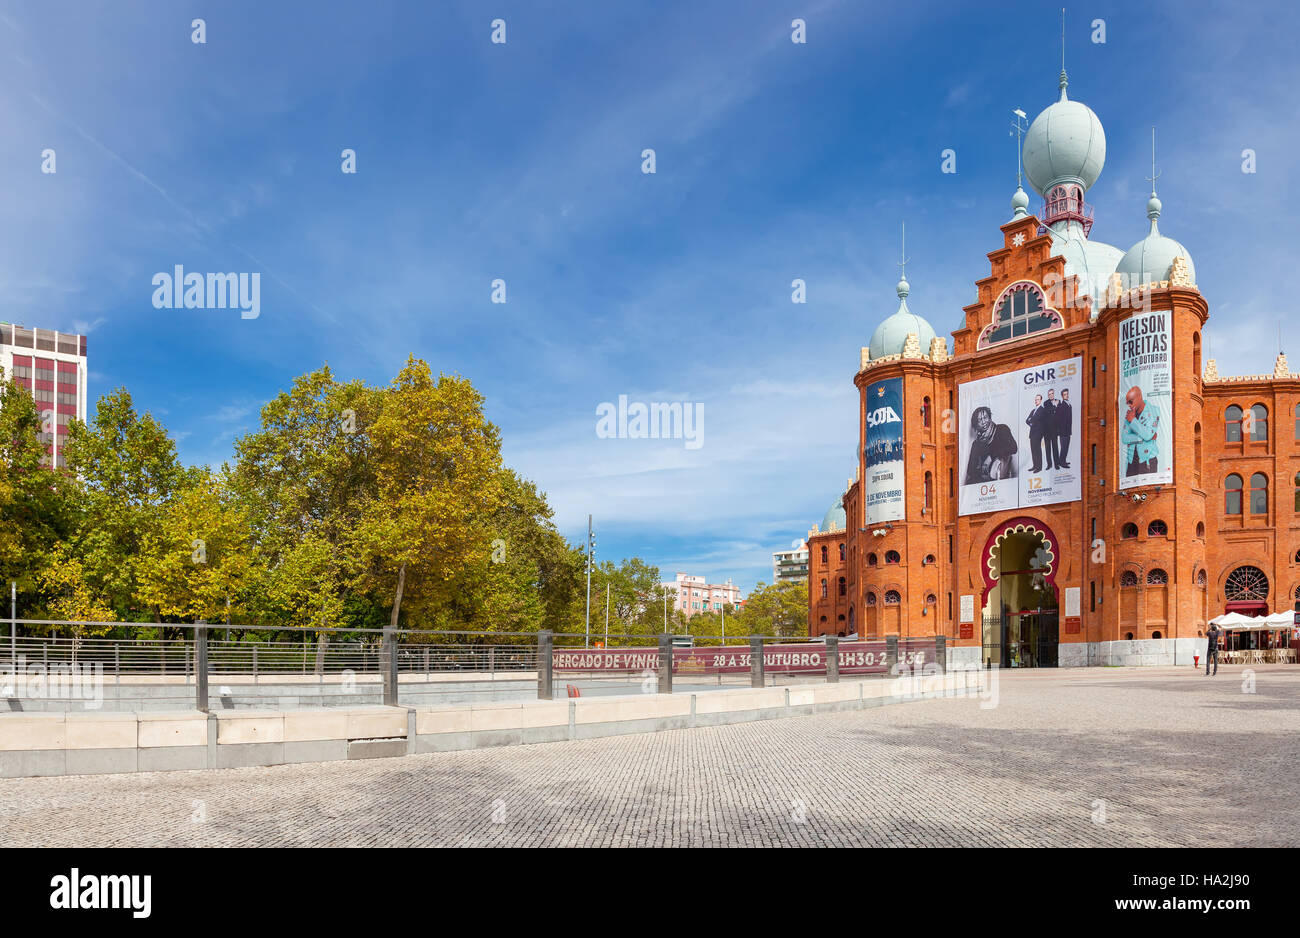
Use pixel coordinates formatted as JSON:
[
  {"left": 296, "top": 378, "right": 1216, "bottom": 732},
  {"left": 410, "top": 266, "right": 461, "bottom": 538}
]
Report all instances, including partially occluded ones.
[{"left": 0, "top": 672, "right": 986, "bottom": 779}]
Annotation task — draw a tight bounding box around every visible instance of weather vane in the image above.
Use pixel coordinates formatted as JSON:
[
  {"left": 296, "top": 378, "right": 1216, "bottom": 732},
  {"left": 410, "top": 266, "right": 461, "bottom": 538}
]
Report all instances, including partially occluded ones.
[{"left": 1011, "top": 108, "right": 1028, "bottom": 187}]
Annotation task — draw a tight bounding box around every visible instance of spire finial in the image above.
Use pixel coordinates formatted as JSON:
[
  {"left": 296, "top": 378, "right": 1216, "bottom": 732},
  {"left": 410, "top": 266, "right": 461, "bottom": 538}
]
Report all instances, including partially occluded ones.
[
  {"left": 1145, "top": 126, "right": 1163, "bottom": 227},
  {"left": 896, "top": 222, "right": 910, "bottom": 299},
  {"left": 1058, "top": 8, "right": 1068, "bottom": 99}
]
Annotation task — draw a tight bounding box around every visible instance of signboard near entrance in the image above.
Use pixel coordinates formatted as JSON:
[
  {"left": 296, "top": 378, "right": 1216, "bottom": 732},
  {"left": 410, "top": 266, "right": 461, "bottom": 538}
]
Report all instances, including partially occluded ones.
[
  {"left": 958, "top": 357, "right": 1082, "bottom": 515},
  {"left": 863, "top": 377, "right": 906, "bottom": 524}
]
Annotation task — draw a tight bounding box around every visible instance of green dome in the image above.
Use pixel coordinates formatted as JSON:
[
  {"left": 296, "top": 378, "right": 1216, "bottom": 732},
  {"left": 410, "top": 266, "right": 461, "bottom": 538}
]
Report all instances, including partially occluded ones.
[
  {"left": 1116, "top": 197, "right": 1195, "bottom": 287},
  {"left": 821, "top": 497, "right": 847, "bottom": 534},
  {"left": 868, "top": 279, "right": 937, "bottom": 359},
  {"left": 1022, "top": 71, "right": 1106, "bottom": 197}
]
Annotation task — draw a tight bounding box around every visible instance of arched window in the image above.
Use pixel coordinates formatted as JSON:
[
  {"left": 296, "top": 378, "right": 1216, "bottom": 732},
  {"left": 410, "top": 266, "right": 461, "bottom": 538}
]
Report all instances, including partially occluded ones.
[
  {"left": 924, "top": 554, "right": 936, "bottom": 565},
  {"left": 1250, "top": 404, "right": 1269, "bottom": 441},
  {"left": 1196, "top": 569, "right": 1207, "bottom": 587},
  {"left": 923, "top": 472, "right": 932, "bottom": 511},
  {"left": 922, "top": 396, "right": 931, "bottom": 428},
  {"left": 820, "top": 579, "right": 827, "bottom": 598},
  {"left": 1225, "top": 565, "right": 1269, "bottom": 602},
  {"left": 1120, "top": 570, "right": 1138, "bottom": 587},
  {"left": 1193, "top": 331, "right": 1201, "bottom": 379},
  {"left": 884, "top": 590, "right": 901, "bottom": 605},
  {"left": 1295, "top": 402, "right": 1300, "bottom": 440},
  {"left": 865, "top": 592, "right": 877, "bottom": 606},
  {"left": 1146, "top": 568, "right": 1168, "bottom": 585},
  {"left": 1196, "top": 521, "right": 1205, "bottom": 538},
  {"left": 821, "top": 545, "right": 827, "bottom": 564},
  {"left": 1125, "top": 632, "right": 1134, "bottom": 641},
  {"left": 1121, "top": 522, "right": 1138, "bottom": 539},
  {"left": 1152, "top": 630, "right": 1163, "bottom": 639},
  {"left": 1194, "top": 422, "right": 1202, "bottom": 481},
  {"left": 925, "top": 593, "right": 936, "bottom": 605},
  {"left": 838, "top": 577, "right": 846, "bottom": 597},
  {"left": 867, "top": 552, "right": 877, "bottom": 567},
  {"left": 1294, "top": 471, "right": 1300, "bottom": 512},
  {"left": 1225, "top": 474, "right": 1243, "bottom": 515},
  {"left": 819, "top": 615, "right": 827, "bottom": 624},
  {"left": 839, "top": 543, "right": 845, "bottom": 562},
  {"left": 885, "top": 550, "right": 901, "bottom": 564},
  {"left": 1225, "top": 405, "right": 1243, "bottom": 442},
  {"left": 1295, "top": 548, "right": 1300, "bottom": 563},
  {"left": 1250, "top": 472, "right": 1269, "bottom": 514},
  {"left": 1147, "top": 519, "right": 1167, "bottom": 537}
]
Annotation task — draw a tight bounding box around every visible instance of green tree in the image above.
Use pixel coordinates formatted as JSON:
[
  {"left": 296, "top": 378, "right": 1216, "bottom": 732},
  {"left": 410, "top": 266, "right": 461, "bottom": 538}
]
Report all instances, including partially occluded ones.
[
  {"left": 730, "top": 579, "right": 807, "bottom": 638},
  {"left": 351, "top": 359, "right": 503, "bottom": 634},
  {"left": 62, "top": 389, "right": 192, "bottom": 620}
]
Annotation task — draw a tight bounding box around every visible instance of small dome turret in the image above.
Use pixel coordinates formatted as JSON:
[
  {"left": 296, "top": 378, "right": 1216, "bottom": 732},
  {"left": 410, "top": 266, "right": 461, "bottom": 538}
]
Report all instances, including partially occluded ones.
[
  {"left": 1115, "top": 191, "right": 1195, "bottom": 288},
  {"left": 868, "top": 275, "right": 937, "bottom": 360}
]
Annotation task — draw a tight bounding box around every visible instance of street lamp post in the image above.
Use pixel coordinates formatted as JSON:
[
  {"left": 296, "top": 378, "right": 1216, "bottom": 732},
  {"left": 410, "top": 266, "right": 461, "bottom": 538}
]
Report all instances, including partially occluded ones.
[{"left": 584, "top": 515, "right": 594, "bottom": 649}]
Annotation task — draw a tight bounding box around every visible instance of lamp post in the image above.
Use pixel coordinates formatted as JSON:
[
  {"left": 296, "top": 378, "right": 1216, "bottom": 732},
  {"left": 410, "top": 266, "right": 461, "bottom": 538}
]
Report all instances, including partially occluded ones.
[{"left": 584, "top": 515, "right": 594, "bottom": 648}]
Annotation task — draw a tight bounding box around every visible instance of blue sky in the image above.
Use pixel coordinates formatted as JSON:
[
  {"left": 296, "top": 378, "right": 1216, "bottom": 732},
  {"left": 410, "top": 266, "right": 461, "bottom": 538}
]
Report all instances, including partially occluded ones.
[{"left": 1, "top": 0, "right": 1297, "bottom": 593}]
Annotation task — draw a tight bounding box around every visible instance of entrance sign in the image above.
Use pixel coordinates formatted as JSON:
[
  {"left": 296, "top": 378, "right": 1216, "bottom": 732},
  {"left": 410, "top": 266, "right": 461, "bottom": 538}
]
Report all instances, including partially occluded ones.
[
  {"left": 960, "top": 594, "right": 975, "bottom": 623},
  {"left": 1064, "top": 587, "right": 1080, "bottom": 618},
  {"left": 958, "top": 357, "right": 1082, "bottom": 515},
  {"left": 1118, "top": 310, "right": 1173, "bottom": 489},
  {"left": 863, "top": 377, "right": 906, "bottom": 524}
]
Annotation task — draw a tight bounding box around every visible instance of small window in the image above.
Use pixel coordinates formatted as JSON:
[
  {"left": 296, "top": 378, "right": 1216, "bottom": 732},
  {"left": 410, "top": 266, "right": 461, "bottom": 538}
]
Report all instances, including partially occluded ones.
[
  {"left": 1146, "top": 568, "right": 1168, "bottom": 585},
  {"left": 821, "top": 545, "right": 827, "bottom": 564},
  {"left": 1121, "top": 522, "right": 1138, "bottom": 539},
  {"left": 885, "top": 550, "right": 901, "bottom": 564},
  {"left": 1250, "top": 472, "right": 1269, "bottom": 514},
  {"left": 838, "top": 577, "right": 846, "bottom": 596},
  {"left": 924, "top": 554, "right": 936, "bottom": 565},
  {"left": 922, "top": 396, "right": 931, "bottom": 428},
  {"left": 865, "top": 592, "right": 877, "bottom": 606},
  {"left": 884, "top": 590, "right": 901, "bottom": 605},
  {"left": 1196, "top": 522, "right": 1204, "bottom": 538},
  {"left": 867, "top": 552, "right": 878, "bottom": 567},
  {"left": 1196, "top": 569, "right": 1207, "bottom": 587},
  {"left": 1125, "top": 632, "right": 1134, "bottom": 641},
  {"left": 1250, "top": 404, "right": 1269, "bottom": 441},
  {"left": 1120, "top": 570, "right": 1138, "bottom": 587},
  {"left": 1152, "top": 630, "right": 1163, "bottom": 640},
  {"left": 821, "top": 579, "right": 827, "bottom": 598},
  {"left": 1147, "top": 519, "right": 1167, "bottom": 537},
  {"left": 1225, "top": 473, "right": 1243, "bottom": 515},
  {"left": 925, "top": 593, "right": 936, "bottom": 605},
  {"left": 1294, "top": 402, "right": 1300, "bottom": 440},
  {"left": 1225, "top": 405, "right": 1243, "bottom": 442},
  {"left": 839, "top": 543, "right": 845, "bottom": 562}
]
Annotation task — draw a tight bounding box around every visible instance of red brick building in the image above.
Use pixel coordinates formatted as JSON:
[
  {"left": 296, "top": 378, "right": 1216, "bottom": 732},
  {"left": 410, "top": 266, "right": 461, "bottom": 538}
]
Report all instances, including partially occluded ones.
[{"left": 807, "top": 70, "right": 1298, "bottom": 667}]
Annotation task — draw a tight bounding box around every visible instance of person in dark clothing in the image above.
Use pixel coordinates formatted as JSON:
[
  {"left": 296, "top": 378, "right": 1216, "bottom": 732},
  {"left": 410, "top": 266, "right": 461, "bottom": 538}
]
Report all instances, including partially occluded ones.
[
  {"left": 965, "top": 406, "right": 1018, "bottom": 484},
  {"left": 1053, "top": 388, "right": 1072, "bottom": 469},
  {"left": 1205, "top": 623, "right": 1222, "bottom": 676},
  {"left": 1026, "top": 394, "right": 1049, "bottom": 473}
]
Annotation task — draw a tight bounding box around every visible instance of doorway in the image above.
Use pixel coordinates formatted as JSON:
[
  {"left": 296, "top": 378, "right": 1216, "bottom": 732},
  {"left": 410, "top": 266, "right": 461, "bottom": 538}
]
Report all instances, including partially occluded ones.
[{"left": 981, "top": 528, "right": 1059, "bottom": 668}]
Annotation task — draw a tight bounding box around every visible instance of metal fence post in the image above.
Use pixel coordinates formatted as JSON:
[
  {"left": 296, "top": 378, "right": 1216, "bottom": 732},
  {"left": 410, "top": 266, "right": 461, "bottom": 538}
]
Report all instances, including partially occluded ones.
[
  {"left": 383, "top": 631, "right": 398, "bottom": 706},
  {"left": 750, "top": 637, "right": 764, "bottom": 688},
  {"left": 489, "top": 646, "right": 495, "bottom": 674},
  {"left": 253, "top": 644, "right": 258, "bottom": 686},
  {"left": 886, "top": 635, "right": 899, "bottom": 676},
  {"left": 825, "top": 635, "right": 839, "bottom": 683},
  {"left": 657, "top": 634, "right": 672, "bottom": 695},
  {"left": 537, "top": 630, "right": 553, "bottom": 700},
  {"left": 423, "top": 646, "right": 429, "bottom": 675},
  {"left": 935, "top": 634, "right": 947, "bottom": 674},
  {"left": 114, "top": 643, "right": 120, "bottom": 686},
  {"left": 195, "top": 621, "right": 209, "bottom": 713}
]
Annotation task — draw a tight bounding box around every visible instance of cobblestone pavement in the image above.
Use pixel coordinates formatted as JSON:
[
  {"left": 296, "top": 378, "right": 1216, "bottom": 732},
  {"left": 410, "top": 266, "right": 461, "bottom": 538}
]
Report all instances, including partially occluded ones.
[{"left": 1, "top": 666, "right": 1296, "bottom": 847}]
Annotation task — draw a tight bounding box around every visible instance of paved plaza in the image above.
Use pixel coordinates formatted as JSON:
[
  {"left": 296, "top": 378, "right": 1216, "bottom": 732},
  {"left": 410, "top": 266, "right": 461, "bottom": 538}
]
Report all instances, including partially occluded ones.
[{"left": 1, "top": 666, "right": 1296, "bottom": 847}]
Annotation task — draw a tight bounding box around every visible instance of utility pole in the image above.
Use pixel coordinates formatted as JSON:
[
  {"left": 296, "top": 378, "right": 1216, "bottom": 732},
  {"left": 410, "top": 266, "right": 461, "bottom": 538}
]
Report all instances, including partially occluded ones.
[
  {"left": 604, "top": 582, "right": 610, "bottom": 647},
  {"left": 663, "top": 588, "right": 668, "bottom": 633},
  {"left": 9, "top": 582, "right": 15, "bottom": 667},
  {"left": 721, "top": 601, "right": 726, "bottom": 647},
  {"left": 584, "top": 514, "right": 594, "bottom": 649}
]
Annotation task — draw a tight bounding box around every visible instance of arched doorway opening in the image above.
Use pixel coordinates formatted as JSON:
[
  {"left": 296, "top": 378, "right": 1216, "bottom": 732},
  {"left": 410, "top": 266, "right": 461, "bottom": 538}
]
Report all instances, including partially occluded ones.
[{"left": 980, "top": 518, "right": 1060, "bottom": 668}]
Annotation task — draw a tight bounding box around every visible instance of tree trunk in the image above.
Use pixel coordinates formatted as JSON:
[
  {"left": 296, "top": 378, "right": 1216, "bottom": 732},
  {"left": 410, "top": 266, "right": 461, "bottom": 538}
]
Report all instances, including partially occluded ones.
[{"left": 389, "top": 562, "right": 407, "bottom": 632}]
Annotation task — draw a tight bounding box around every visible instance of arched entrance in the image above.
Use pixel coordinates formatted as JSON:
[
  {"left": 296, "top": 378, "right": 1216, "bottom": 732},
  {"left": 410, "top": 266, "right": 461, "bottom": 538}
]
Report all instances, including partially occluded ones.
[{"left": 980, "top": 518, "right": 1060, "bottom": 668}]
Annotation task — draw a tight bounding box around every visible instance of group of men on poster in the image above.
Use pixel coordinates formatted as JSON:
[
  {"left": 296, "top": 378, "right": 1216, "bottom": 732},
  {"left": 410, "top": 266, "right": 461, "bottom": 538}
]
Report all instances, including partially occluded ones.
[{"left": 1024, "top": 387, "right": 1073, "bottom": 473}]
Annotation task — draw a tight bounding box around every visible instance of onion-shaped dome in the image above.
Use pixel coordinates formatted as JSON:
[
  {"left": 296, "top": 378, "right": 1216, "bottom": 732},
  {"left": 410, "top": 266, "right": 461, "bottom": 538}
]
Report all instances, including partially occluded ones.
[
  {"left": 821, "top": 496, "right": 847, "bottom": 534},
  {"left": 1115, "top": 195, "right": 1196, "bottom": 287},
  {"left": 868, "top": 277, "right": 937, "bottom": 359},
  {"left": 1022, "top": 71, "right": 1106, "bottom": 197}
]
